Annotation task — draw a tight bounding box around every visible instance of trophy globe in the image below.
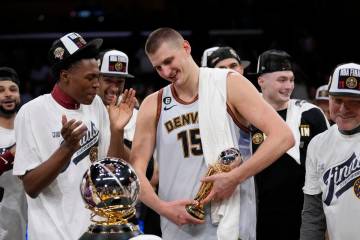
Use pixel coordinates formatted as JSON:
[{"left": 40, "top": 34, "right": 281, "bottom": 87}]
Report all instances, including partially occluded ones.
[{"left": 79, "top": 157, "right": 141, "bottom": 240}]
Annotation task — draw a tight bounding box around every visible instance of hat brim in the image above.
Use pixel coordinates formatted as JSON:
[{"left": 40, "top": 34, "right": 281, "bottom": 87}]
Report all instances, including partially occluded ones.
[
  {"left": 329, "top": 91, "right": 360, "bottom": 98},
  {"left": 53, "top": 38, "right": 103, "bottom": 70},
  {"left": 101, "top": 72, "right": 135, "bottom": 78}
]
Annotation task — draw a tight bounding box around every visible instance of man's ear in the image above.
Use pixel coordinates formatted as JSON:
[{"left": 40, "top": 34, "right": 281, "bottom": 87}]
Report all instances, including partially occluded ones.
[
  {"left": 60, "top": 70, "right": 70, "bottom": 84},
  {"left": 258, "top": 76, "right": 264, "bottom": 88},
  {"left": 183, "top": 40, "right": 191, "bottom": 54}
]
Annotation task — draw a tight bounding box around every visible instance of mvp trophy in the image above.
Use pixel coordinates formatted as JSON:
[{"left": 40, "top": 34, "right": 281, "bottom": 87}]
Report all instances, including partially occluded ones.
[
  {"left": 185, "top": 148, "right": 242, "bottom": 220},
  {"left": 79, "top": 157, "right": 141, "bottom": 240}
]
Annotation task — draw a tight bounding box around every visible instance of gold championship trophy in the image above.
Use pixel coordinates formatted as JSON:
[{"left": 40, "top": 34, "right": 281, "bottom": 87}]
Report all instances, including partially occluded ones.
[
  {"left": 185, "top": 148, "right": 242, "bottom": 220},
  {"left": 79, "top": 157, "right": 142, "bottom": 240}
]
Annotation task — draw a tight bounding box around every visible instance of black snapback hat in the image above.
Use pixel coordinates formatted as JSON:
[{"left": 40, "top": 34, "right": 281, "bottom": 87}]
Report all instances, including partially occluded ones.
[
  {"left": 49, "top": 32, "right": 103, "bottom": 71},
  {"left": 255, "top": 49, "right": 292, "bottom": 76}
]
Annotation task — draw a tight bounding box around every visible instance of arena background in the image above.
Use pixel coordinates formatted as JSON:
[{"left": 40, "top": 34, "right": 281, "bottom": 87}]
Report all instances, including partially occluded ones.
[{"left": 0, "top": 0, "right": 359, "bottom": 103}]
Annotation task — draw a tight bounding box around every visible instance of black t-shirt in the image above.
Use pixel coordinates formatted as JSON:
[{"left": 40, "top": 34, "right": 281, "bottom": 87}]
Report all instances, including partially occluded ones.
[{"left": 252, "top": 105, "right": 328, "bottom": 239}]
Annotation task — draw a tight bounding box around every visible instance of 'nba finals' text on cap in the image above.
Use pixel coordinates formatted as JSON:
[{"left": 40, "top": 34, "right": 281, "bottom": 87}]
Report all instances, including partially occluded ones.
[
  {"left": 315, "top": 85, "right": 330, "bottom": 100},
  {"left": 48, "top": 32, "right": 103, "bottom": 71},
  {"left": 206, "top": 47, "right": 250, "bottom": 69},
  {"left": 255, "top": 49, "right": 292, "bottom": 76},
  {"left": 0, "top": 67, "right": 19, "bottom": 86},
  {"left": 328, "top": 62, "right": 360, "bottom": 97},
  {"left": 99, "top": 50, "right": 134, "bottom": 78}
]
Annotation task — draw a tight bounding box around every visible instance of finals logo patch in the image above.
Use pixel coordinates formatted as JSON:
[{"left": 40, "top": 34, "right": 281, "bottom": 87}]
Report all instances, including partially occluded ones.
[{"left": 252, "top": 133, "right": 264, "bottom": 145}]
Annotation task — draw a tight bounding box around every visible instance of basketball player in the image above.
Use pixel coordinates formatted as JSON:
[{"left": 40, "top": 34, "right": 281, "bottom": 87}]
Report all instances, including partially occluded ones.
[
  {"left": 0, "top": 67, "right": 27, "bottom": 240},
  {"left": 12, "top": 32, "right": 135, "bottom": 240},
  {"left": 130, "top": 28, "right": 294, "bottom": 240},
  {"left": 300, "top": 63, "right": 360, "bottom": 240}
]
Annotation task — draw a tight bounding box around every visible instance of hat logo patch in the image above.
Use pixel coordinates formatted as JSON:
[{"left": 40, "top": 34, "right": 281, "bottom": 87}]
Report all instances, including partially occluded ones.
[
  {"left": 68, "top": 33, "right": 87, "bottom": 49},
  {"left": 54, "top": 47, "right": 65, "bottom": 60},
  {"left": 114, "top": 62, "right": 123, "bottom": 71},
  {"left": 346, "top": 77, "right": 358, "bottom": 89}
]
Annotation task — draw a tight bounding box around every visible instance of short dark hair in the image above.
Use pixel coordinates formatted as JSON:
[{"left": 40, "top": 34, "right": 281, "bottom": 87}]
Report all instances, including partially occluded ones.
[{"left": 145, "top": 27, "right": 184, "bottom": 55}]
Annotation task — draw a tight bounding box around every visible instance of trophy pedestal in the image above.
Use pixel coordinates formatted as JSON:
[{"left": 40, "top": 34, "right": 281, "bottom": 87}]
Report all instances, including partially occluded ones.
[{"left": 79, "top": 223, "right": 142, "bottom": 240}]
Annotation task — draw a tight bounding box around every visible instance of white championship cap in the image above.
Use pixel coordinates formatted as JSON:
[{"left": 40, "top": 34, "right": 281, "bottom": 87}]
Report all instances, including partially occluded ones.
[
  {"left": 315, "top": 84, "right": 329, "bottom": 100},
  {"left": 329, "top": 62, "right": 360, "bottom": 97},
  {"left": 99, "top": 50, "right": 134, "bottom": 78}
]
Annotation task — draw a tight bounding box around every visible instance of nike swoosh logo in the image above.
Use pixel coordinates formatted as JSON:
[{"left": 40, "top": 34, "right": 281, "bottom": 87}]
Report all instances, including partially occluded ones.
[{"left": 164, "top": 105, "right": 177, "bottom": 111}]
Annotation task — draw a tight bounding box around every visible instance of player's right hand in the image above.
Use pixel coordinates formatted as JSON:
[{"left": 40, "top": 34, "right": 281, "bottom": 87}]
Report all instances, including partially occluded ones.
[
  {"left": 160, "top": 199, "right": 204, "bottom": 226},
  {"left": 60, "top": 115, "right": 87, "bottom": 152}
]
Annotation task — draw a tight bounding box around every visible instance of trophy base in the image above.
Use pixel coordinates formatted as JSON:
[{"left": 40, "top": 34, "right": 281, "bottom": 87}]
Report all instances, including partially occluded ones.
[
  {"left": 79, "top": 223, "right": 142, "bottom": 240},
  {"left": 185, "top": 203, "right": 205, "bottom": 220}
]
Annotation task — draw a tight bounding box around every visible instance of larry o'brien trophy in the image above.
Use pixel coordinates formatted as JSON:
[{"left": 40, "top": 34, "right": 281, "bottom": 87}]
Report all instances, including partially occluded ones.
[
  {"left": 79, "top": 157, "right": 141, "bottom": 240},
  {"left": 185, "top": 148, "right": 242, "bottom": 220}
]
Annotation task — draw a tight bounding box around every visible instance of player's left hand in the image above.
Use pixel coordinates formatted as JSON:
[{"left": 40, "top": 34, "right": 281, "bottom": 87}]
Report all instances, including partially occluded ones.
[
  {"left": 200, "top": 171, "right": 239, "bottom": 205},
  {"left": 107, "top": 88, "right": 136, "bottom": 131}
]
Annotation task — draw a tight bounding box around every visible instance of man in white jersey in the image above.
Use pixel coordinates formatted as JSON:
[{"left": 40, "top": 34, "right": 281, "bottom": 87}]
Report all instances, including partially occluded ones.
[
  {"left": 130, "top": 27, "right": 294, "bottom": 240},
  {"left": 0, "top": 67, "right": 27, "bottom": 240},
  {"left": 13, "top": 32, "right": 135, "bottom": 240},
  {"left": 300, "top": 63, "right": 360, "bottom": 240}
]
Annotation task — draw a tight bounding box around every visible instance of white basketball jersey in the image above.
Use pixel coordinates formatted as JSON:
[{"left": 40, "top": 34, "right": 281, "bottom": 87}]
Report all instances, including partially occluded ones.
[
  {"left": 155, "top": 85, "right": 251, "bottom": 240},
  {"left": 13, "top": 94, "right": 110, "bottom": 240},
  {"left": 0, "top": 126, "right": 27, "bottom": 240},
  {"left": 303, "top": 125, "right": 360, "bottom": 240}
]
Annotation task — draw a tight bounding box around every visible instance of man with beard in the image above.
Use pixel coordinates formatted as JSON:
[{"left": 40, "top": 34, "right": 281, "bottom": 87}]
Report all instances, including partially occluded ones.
[{"left": 0, "top": 67, "right": 27, "bottom": 240}]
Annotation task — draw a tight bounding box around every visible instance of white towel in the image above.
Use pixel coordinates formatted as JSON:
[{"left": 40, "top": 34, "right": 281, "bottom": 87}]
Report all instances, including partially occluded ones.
[
  {"left": 198, "top": 67, "right": 242, "bottom": 240},
  {"left": 286, "top": 99, "right": 329, "bottom": 164}
]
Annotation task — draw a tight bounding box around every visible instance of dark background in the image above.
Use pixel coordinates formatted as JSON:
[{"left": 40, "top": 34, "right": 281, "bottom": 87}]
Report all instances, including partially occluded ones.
[{"left": 0, "top": 0, "right": 359, "bottom": 103}]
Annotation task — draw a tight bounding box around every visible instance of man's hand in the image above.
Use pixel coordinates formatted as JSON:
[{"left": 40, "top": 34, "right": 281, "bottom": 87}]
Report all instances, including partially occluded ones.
[
  {"left": 201, "top": 171, "right": 239, "bottom": 204},
  {"left": 108, "top": 88, "right": 136, "bottom": 131},
  {"left": 160, "top": 199, "right": 205, "bottom": 226},
  {"left": 61, "top": 115, "right": 87, "bottom": 152}
]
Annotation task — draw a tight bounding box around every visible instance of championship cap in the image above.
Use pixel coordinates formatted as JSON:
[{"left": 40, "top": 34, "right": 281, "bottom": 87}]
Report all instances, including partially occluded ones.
[
  {"left": 0, "top": 67, "right": 19, "bottom": 86},
  {"left": 48, "top": 32, "right": 103, "bottom": 71},
  {"left": 315, "top": 85, "right": 330, "bottom": 100},
  {"left": 255, "top": 49, "right": 292, "bottom": 76},
  {"left": 206, "top": 46, "right": 250, "bottom": 69},
  {"left": 328, "top": 63, "right": 360, "bottom": 97},
  {"left": 99, "top": 50, "right": 134, "bottom": 78}
]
